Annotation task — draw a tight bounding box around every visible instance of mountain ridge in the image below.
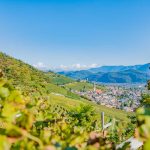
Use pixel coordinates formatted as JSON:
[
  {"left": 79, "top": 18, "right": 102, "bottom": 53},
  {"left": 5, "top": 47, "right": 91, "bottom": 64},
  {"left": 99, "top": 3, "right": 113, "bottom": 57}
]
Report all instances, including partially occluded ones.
[
  {"left": 58, "top": 64, "right": 150, "bottom": 83},
  {"left": 88, "top": 63, "right": 150, "bottom": 73}
]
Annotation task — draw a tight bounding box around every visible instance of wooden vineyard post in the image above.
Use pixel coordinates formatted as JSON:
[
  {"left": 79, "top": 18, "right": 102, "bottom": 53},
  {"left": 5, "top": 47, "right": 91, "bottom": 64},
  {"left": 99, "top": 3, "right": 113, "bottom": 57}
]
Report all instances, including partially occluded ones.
[
  {"left": 101, "top": 112, "right": 105, "bottom": 131},
  {"left": 100, "top": 112, "right": 143, "bottom": 149},
  {"left": 101, "top": 112, "right": 105, "bottom": 137},
  {"left": 101, "top": 112, "right": 112, "bottom": 137}
]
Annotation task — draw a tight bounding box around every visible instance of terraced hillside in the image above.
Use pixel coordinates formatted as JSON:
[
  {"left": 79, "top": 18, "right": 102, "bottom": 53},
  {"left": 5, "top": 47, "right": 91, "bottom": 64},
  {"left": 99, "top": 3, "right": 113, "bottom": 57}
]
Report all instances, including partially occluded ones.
[
  {"left": 49, "top": 93, "right": 129, "bottom": 122},
  {"left": 0, "top": 52, "right": 129, "bottom": 122},
  {"left": 0, "top": 52, "right": 80, "bottom": 99}
]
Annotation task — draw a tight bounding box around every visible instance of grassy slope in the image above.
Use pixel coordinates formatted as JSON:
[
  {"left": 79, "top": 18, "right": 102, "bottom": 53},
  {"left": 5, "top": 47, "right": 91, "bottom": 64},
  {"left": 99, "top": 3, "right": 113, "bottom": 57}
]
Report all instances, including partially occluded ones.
[
  {"left": 64, "top": 81, "right": 105, "bottom": 92},
  {"left": 49, "top": 94, "right": 129, "bottom": 122},
  {"left": 0, "top": 52, "right": 80, "bottom": 99},
  {"left": 45, "top": 71, "right": 74, "bottom": 85},
  {"left": 0, "top": 52, "right": 129, "bottom": 122}
]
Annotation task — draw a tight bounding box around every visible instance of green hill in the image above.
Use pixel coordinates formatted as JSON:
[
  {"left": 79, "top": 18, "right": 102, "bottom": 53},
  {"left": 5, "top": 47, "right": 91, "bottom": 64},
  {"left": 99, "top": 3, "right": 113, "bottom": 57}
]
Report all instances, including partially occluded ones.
[
  {"left": 0, "top": 52, "right": 80, "bottom": 99},
  {"left": 64, "top": 81, "right": 105, "bottom": 92},
  {"left": 46, "top": 71, "right": 106, "bottom": 92},
  {"left": 46, "top": 71, "right": 74, "bottom": 85},
  {"left": 0, "top": 52, "right": 129, "bottom": 122},
  {"left": 59, "top": 70, "right": 93, "bottom": 80}
]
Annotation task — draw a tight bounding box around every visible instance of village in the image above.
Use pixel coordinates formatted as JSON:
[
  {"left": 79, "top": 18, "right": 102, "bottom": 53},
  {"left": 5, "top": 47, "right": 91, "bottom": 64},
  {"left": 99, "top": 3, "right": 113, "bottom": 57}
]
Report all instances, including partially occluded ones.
[{"left": 74, "top": 83, "right": 147, "bottom": 112}]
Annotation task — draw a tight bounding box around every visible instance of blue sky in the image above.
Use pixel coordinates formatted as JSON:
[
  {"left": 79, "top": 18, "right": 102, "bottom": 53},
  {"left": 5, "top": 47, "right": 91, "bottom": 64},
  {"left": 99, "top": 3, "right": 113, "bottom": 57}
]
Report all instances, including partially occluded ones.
[{"left": 0, "top": 0, "right": 150, "bottom": 70}]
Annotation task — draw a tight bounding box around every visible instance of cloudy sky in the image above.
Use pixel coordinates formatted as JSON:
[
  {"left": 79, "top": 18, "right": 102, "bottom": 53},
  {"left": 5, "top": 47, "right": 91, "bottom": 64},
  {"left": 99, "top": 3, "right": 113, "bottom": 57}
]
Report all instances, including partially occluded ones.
[{"left": 0, "top": 0, "right": 150, "bottom": 71}]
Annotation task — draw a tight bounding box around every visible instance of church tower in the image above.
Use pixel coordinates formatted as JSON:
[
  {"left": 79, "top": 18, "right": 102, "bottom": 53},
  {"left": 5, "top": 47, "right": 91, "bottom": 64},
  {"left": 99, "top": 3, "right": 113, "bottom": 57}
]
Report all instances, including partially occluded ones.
[{"left": 93, "top": 82, "right": 96, "bottom": 92}]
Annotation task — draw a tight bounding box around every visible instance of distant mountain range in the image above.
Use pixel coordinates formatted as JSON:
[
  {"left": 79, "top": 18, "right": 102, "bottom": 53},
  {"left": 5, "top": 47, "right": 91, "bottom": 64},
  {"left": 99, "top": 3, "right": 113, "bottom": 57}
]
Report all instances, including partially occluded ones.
[
  {"left": 58, "top": 64, "right": 150, "bottom": 83},
  {"left": 88, "top": 64, "right": 150, "bottom": 73}
]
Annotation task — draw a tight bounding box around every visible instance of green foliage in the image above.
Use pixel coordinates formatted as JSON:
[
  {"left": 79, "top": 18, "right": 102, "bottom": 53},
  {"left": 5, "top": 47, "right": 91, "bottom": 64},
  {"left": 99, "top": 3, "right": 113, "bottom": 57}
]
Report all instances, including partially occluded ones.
[
  {"left": 136, "top": 106, "right": 150, "bottom": 150},
  {"left": 69, "top": 105, "right": 97, "bottom": 130},
  {"left": 141, "top": 94, "right": 150, "bottom": 106},
  {"left": 0, "top": 77, "right": 117, "bottom": 150},
  {"left": 136, "top": 82, "right": 150, "bottom": 150},
  {"left": 48, "top": 93, "right": 130, "bottom": 122}
]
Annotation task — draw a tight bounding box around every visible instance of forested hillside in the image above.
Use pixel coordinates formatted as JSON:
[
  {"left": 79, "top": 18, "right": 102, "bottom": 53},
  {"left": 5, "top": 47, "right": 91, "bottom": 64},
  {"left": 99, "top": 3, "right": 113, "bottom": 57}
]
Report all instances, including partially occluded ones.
[
  {"left": 88, "top": 64, "right": 150, "bottom": 73},
  {"left": 0, "top": 52, "right": 80, "bottom": 99},
  {"left": 59, "top": 65, "right": 150, "bottom": 83},
  {"left": 86, "top": 69, "right": 149, "bottom": 83}
]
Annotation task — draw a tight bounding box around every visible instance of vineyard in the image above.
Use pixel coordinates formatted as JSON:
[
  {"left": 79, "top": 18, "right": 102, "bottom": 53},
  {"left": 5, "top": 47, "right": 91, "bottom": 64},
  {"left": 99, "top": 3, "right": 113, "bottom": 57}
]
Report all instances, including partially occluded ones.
[
  {"left": 0, "top": 76, "right": 132, "bottom": 150},
  {"left": 0, "top": 72, "right": 149, "bottom": 150},
  {"left": 0, "top": 52, "right": 149, "bottom": 149}
]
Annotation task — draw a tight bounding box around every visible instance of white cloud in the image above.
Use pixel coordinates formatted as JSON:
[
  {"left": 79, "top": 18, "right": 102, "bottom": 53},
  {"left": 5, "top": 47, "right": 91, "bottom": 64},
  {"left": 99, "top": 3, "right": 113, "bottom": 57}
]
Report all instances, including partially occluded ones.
[
  {"left": 53, "top": 63, "right": 99, "bottom": 71},
  {"left": 71, "top": 63, "right": 99, "bottom": 70},
  {"left": 33, "top": 62, "right": 99, "bottom": 72},
  {"left": 72, "top": 64, "right": 87, "bottom": 70},
  {"left": 89, "top": 63, "right": 99, "bottom": 68},
  {"left": 59, "top": 64, "right": 68, "bottom": 70},
  {"left": 33, "top": 62, "right": 45, "bottom": 68},
  {"left": 33, "top": 62, "right": 48, "bottom": 70}
]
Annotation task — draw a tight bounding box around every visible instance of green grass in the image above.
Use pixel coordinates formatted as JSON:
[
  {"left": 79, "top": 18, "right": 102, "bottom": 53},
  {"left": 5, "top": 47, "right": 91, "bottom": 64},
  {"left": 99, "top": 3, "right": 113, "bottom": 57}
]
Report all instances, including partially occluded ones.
[
  {"left": 49, "top": 93, "right": 130, "bottom": 122},
  {"left": 64, "top": 81, "right": 105, "bottom": 92},
  {"left": 45, "top": 72, "right": 74, "bottom": 85}
]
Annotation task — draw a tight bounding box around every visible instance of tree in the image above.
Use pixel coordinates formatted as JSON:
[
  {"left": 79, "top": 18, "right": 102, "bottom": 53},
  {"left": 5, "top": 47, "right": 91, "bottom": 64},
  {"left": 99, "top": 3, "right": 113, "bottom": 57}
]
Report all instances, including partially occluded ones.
[{"left": 136, "top": 80, "right": 150, "bottom": 150}]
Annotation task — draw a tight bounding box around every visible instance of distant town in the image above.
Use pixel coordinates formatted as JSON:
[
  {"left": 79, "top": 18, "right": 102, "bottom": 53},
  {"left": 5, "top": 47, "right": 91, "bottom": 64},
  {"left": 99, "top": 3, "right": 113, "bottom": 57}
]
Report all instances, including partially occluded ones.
[{"left": 72, "top": 82, "right": 149, "bottom": 112}]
